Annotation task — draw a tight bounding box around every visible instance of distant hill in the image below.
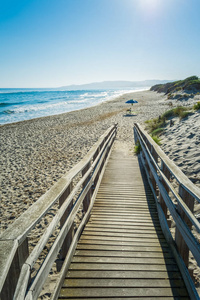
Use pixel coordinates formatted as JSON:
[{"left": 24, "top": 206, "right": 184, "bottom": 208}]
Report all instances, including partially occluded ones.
[
  {"left": 59, "top": 80, "right": 170, "bottom": 90},
  {"left": 150, "top": 76, "right": 200, "bottom": 94}
]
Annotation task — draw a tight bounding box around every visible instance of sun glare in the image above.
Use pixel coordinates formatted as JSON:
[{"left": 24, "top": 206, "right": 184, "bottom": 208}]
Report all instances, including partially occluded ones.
[{"left": 138, "top": 0, "right": 162, "bottom": 17}]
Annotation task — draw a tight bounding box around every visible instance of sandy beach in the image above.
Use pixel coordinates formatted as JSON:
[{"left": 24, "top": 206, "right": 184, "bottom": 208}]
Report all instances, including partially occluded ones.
[
  {"left": 0, "top": 90, "right": 171, "bottom": 232},
  {"left": 1, "top": 89, "right": 200, "bottom": 297}
]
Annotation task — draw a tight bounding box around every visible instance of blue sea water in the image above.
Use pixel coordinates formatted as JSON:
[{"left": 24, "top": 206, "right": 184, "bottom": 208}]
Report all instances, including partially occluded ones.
[{"left": 0, "top": 87, "right": 148, "bottom": 125}]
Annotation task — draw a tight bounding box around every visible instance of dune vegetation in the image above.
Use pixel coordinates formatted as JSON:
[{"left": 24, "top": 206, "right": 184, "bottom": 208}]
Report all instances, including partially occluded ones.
[{"left": 150, "top": 76, "right": 200, "bottom": 95}]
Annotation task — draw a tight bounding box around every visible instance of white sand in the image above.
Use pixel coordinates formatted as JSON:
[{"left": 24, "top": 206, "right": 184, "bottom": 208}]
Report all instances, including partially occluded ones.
[{"left": 161, "top": 112, "right": 200, "bottom": 186}]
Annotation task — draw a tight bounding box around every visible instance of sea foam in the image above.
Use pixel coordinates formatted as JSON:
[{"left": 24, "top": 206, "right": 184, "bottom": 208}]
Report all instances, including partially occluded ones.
[{"left": 0, "top": 88, "right": 149, "bottom": 124}]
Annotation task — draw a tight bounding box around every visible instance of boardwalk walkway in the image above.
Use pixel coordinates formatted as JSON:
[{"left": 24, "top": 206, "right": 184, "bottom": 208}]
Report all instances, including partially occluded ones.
[{"left": 58, "top": 141, "right": 189, "bottom": 299}]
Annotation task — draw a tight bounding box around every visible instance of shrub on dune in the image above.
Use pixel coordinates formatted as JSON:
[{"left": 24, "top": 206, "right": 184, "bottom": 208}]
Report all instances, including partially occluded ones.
[{"left": 193, "top": 101, "right": 200, "bottom": 111}]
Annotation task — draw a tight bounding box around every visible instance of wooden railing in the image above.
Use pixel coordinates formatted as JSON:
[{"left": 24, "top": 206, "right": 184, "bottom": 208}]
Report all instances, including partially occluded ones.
[
  {"left": 134, "top": 123, "right": 200, "bottom": 300},
  {"left": 0, "top": 124, "right": 117, "bottom": 300}
]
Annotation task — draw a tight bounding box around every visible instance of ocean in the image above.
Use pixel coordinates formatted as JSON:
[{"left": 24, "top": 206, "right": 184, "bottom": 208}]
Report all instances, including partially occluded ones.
[{"left": 0, "top": 87, "right": 148, "bottom": 125}]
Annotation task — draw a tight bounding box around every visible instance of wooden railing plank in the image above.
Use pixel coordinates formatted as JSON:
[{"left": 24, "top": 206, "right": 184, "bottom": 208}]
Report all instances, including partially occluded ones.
[
  {"left": 135, "top": 123, "right": 200, "bottom": 204},
  {"left": 175, "top": 186, "right": 195, "bottom": 268},
  {"left": 134, "top": 123, "right": 200, "bottom": 300},
  {"left": 1, "top": 239, "right": 29, "bottom": 300},
  {"left": 135, "top": 125, "right": 200, "bottom": 233},
  {"left": 58, "top": 182, "right": 73, "bottom": 266},
  {"left": 0, "top": 240, "right": 18, "bottom": 291}
]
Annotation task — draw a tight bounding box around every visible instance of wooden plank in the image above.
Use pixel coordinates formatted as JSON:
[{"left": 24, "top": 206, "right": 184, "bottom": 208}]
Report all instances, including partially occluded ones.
[
  {"left": 0, "top": 240, "right": 18, "bottom": 291},
  {"left": 92, "top": 206, "right": 156, "bottom": 212},
  {"left": 91, "top": 212, "right": 158, "bottom": 218},
  {"left": 66, "top": 270, "right": 182, "bottom": 279},
  {"left": 59, "top": 287, "right": 188, "bottom": 298},
  {"left": 93, "top": 204, "right": 155, "bottom": 209},
  {"left": 97, "top": 195, "right": 150, "bottom": 198},
  {"left": 92, "top": 206, "right": 155, "bottom": 211},
  {"left": 81, "top": 231, "right": 164, "bottom": 238},
  {"left": 69, "top": 262, "right": 178, "bottom": 272},
  {"left": 88, "top": 217, "right": 160, "bottom": 224},
  {"left": 87, "top": 220, "right": 160, "bottom": 228},
  {"left": 80, "top": 235, "right": 166, "bottom": 241},
  {"left": 85, "top": 224, "right": 162, "bottom": 231},
  {"left": 78, "top": 239, "right": 168, "bottom": 247},
  {"left": 83, "top": 227, "right": 162, "bottom": 234},
  {"left": 72, "top": 256, "right": 175, "bottom": 265},
  {"left": 58, "top": 297, "right": 190, "bottom": 300},
  {"left": 74, "top": 250, "right": 173, "bottom": 258},
  {"left": 63, "top": 278, "right": 185, "bottom": 288},
  {"left": 76, "top": 244, "right": 170, "bottom": 252}
]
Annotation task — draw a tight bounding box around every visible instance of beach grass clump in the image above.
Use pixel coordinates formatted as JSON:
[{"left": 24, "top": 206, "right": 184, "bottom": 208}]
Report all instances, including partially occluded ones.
[
  {"left": 145, "top": 106, "right": 192, "bottom": 135},
  {"left": 134, "top": 141, "right": 141, "bottom": 154},
  {"left": 151, "top": 127, "right": 164, "bottom": 136},
  {"left": 145, "top": 117, "right": 165, "bottom": 133},
  {"left": 193, "top": 101, "right": 200, "bottom": 111},
  {"left": 162, "top": 109, "right": 174, "bottom": 119},
  {"left": 173, "top": 106, "right": 190, "bottom": 119},
  {"left": 162, "top": 106, "right": 191, "bottom": 120},
  {"left": 151, "top": 135, "right": 161, "bottom": 145}
]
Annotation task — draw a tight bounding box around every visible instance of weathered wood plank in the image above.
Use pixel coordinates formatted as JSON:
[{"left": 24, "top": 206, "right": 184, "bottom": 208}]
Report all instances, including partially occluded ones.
[
  {"left": 90, "top": 212, "right": 158, "bottom": 218},
  {"left": 63, "top": 278, "right": 185, "bottom": 288},
  {"left": 72, "top": 256, "right": 175, "bottom": 265},
  {"left": 69, "top": 262, "right": 178, "bottom": 272},
  {"left": 87, "top": 220, "right": 160, "bottom": 228},
  {"left": 59, "top": 287, "right": 188, "bottom": 298},
  {"left": 78, "top": 239, "right": 168, "bottom": 247},
  {"left": 83, "top": 227, "right": 162, "bottom": 234},
  {"left": 58, "top": 297, "right": 189, "bottom": 300},
  {"left": 76, "top": 244, "right": 170, "bottom": 252},
  {"left": 88, "top": 217, "right": 161, "bottom": 224},
  {"left": 74, "top": 250, "right": 173, "bottom": 258},
  {"left": 66, "top": 270, "right": 182, "bottom": 279},
  {"left": 85, "top": 224, "right": 162, "bottom": 231},
  {"left": 81, "top": 231, "right": 164, "bottom": 238}
]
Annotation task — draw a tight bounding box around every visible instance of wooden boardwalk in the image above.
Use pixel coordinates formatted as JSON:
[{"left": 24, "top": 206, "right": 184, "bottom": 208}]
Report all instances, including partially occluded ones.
[{"left": 58, "top": 142, "right": 189, "bottom": 299}]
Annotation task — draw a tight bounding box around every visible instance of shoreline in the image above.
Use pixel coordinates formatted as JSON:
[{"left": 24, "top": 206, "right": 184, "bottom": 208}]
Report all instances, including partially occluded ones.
[{"left": 0, "top": 88, "right": 150, "bottom": 127}]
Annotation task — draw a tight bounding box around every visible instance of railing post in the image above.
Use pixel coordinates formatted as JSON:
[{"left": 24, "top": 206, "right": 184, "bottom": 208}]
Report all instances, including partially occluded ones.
[
  {"left": 93, "top": 149, "right": 100, "bottom": 189},
  {"left": 159, "top": 162, "right": 170, "bottom": 219},
  {"left": 57, "top": 183, "right": 73, "bottom": 271},
  {"left": 150, "top": 145, "right": 158, "bottom": 195},
  {"left": 82, "top": 162, "right": 91, "bottom": 213},
  {"left": 1, "top": 238, "right": 29, "bottom": 300},
  {"left": 175, "top": 185, "right": 195, "bottom": 269}
]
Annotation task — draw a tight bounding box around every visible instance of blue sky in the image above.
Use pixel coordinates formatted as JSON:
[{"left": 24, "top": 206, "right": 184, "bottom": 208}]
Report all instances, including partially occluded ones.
[{"left": 0, "top": 0, "right": 200, "bottom": 87}]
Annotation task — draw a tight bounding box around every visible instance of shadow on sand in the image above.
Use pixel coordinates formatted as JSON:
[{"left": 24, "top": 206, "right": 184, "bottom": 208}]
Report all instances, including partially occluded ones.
[{"left": 123, "top": 113, "right": 137, "bottom": 117}]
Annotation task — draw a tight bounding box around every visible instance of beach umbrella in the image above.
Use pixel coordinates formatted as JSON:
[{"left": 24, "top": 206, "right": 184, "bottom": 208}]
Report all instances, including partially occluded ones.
[{"left": 125, "top": 99, "right": 138, "bottom": 104}]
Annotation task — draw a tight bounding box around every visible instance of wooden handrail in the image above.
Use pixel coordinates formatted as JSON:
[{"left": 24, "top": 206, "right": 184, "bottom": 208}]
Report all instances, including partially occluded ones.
[
  {"left": 134, "top": 123, "right": 200, "bottom": 300},
  {"left": 0, "top": 124, "right": 117, "bottom": 300},
  {"left": 135, "top": 123, "right": 200, "bottom": 204}
]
